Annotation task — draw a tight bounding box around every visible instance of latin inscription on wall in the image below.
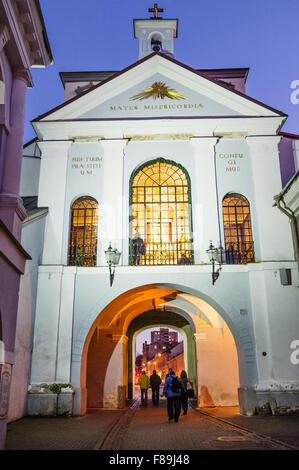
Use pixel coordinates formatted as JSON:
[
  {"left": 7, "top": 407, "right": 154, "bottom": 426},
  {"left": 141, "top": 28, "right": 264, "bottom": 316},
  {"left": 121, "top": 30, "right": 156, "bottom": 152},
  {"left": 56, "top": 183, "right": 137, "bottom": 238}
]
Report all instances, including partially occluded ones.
[
  {"left": 215, "top": 140, "right": 254, "bottom": 201},
  {"left": 218, "top": 153, "right": 244, "bottom": 173},
  {"left": 71, "top": 156, "right": 103, "bottom": 176}
]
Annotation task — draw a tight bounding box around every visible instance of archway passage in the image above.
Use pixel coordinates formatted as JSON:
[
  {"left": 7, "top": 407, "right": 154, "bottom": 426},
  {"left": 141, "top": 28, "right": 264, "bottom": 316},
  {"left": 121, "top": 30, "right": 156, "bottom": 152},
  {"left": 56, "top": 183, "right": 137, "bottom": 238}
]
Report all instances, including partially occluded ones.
[
  {"left": 82, "top": 284, "right": 240, "bottom": 413},
  {"left": 127, "top": 309, "right": 197, "bottom": 402}
]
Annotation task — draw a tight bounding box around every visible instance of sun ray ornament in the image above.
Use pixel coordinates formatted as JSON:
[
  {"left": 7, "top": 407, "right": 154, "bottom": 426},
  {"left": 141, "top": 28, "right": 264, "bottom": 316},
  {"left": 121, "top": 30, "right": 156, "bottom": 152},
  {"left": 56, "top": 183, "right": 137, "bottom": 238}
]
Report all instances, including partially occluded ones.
[{"left": 130, "top": 81, "right": 187, "bottom": 101}]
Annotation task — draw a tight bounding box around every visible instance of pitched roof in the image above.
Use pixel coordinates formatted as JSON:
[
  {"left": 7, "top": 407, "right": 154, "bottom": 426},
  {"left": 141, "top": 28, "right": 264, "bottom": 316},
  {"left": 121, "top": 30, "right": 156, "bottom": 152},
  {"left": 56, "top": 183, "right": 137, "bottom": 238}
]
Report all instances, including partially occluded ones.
[
  {"left": 59, "top": 67, "right": 249, "bottom": 91},
  {"left": 32, "top": 51, "right": 287, "bottom": 122},
  {"left": 279, "top": 131, "right": 299, "bottom": 139}
]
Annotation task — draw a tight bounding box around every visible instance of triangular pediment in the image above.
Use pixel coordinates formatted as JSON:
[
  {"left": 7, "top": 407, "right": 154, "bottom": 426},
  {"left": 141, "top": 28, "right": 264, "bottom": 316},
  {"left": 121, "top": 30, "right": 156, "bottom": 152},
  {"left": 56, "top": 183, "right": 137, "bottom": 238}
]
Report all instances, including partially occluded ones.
[
  {"left": 78, "top": 72, "right": 242, "bottom": 119},
  {"left": 35, "top": 53, "right": 285, "bottom": 123}
]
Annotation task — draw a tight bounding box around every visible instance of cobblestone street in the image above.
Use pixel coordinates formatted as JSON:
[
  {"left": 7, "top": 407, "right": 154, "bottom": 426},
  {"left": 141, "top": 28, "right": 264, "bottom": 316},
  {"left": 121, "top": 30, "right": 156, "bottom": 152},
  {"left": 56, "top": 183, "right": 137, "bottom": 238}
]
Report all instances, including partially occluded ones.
[{"left": 5, "top": 398, "right": 299, "bottom": 452}]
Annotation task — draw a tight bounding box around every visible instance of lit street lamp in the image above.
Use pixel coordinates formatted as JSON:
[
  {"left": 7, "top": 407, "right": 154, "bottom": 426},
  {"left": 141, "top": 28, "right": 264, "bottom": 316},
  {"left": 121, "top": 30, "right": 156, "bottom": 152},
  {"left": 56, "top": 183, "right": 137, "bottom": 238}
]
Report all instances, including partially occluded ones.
[
  {"left": 104, "top": 242, "right": 121, "bottom": 286},
  {"left": 206, "top": 240, "right": 223, "bottom": 285}
]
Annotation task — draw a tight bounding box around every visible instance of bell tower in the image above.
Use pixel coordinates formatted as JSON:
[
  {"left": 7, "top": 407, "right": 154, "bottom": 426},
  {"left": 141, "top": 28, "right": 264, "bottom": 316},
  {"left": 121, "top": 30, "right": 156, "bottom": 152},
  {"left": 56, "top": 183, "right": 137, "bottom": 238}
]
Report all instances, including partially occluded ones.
[{"left": 134, "top": 3, "right": 178, "bottom": 60}]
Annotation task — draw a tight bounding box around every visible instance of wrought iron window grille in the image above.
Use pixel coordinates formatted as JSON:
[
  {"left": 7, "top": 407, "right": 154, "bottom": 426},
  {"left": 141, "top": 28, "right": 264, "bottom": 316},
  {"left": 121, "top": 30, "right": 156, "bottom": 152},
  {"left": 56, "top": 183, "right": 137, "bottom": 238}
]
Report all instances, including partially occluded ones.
[
  {"left": 68, "top": 196, "right": 98, "bottom": 267},
  {"left": 222, "top": 193, "right": 255, "bottom": 265},
  {"left": 129, "top": 158, "right": 193, "bottom": 266}
]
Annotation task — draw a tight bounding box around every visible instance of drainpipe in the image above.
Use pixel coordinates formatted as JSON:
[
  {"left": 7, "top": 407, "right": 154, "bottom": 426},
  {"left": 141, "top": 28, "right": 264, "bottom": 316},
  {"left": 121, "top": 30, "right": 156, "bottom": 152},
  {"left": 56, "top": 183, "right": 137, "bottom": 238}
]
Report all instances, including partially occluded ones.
[
  {"left": 213, "top": 137, "right": 224, "bottom": 263},
  {"left": 273, "top": 193, "right": 299, "bottom": 273}
]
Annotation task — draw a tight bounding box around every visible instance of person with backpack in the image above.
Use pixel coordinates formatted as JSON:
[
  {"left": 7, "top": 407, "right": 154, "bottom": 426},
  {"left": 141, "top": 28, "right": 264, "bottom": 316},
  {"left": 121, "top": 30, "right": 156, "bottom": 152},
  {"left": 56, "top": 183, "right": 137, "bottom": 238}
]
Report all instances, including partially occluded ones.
[
  {"left": 163, "top": 370, "right": 184, "bottom": 422},
  {"left": 150, "top": 370, "right": 162, "bottom": 406}
]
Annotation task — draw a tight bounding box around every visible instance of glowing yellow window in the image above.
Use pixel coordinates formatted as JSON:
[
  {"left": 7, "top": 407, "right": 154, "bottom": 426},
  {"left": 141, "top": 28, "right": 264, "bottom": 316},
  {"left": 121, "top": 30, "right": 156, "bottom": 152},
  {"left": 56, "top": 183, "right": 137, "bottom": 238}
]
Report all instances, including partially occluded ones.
[
  {"left": 130, "top": 159, "right": 193, "bottom": 266},
  {"left": 222, "top": 193, "right": 255, "bottom": 264},
  {"left": 68, "top": 196, "right": 98, "bottom": 266}
]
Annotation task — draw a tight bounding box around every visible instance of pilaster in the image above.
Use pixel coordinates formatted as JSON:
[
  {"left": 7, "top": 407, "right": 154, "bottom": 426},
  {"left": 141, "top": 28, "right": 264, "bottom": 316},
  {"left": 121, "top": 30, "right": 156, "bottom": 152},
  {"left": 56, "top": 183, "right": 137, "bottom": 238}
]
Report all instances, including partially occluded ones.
[
  {"left": 56, "top": 268, "right": 76, "bottom": 383},
  {"left": 30, "top": 266, "right": 64, "bottom": 383},
  {"left": 190, "top": 137, "right": 220, "bottom": 263},
  {"left": 0, "top": 69, "right": 28, "bottom": 239},
  {"left": 30, "top": 265, "right": 76, "bottom": 385},
  {"left": 103, "top": 334, "right": 128, "bottom": 409},
  {"left": 248, "top": 270, "right": 273, "bottom": 383},
  {"left": 99, "top": 139, "right": 128, "bottom": 266},
  {"left": 246, "top": 136, "right": 294, "bottom": 260},
  {"left": 38, "top": 140, "right": 73, "bottom": 265}
]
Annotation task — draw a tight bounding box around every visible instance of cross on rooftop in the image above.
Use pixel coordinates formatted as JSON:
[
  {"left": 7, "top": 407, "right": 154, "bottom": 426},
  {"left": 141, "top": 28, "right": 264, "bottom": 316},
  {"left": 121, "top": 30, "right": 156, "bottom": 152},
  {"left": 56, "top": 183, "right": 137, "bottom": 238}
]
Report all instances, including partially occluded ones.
[{"left": 148, "top": 3, "right": 163, "bottom": 19}]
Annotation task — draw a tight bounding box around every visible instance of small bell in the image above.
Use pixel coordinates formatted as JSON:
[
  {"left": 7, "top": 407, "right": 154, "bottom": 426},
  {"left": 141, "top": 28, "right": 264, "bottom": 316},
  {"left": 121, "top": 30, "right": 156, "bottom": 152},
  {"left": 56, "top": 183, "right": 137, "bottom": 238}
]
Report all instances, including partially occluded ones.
[{"left": 151, "top": 39, "right": 162, "bottom": 52}]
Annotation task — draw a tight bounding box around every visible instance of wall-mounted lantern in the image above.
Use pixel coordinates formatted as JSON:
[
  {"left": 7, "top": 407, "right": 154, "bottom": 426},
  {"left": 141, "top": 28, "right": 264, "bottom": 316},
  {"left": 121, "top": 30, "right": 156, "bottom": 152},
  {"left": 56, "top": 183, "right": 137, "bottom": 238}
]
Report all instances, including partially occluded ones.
[
  {"left": 206, "top": 240, "right": 223, "bottom": 285},
  {"left": 104, "top": 242, "right": 121, "bottom": 287}
]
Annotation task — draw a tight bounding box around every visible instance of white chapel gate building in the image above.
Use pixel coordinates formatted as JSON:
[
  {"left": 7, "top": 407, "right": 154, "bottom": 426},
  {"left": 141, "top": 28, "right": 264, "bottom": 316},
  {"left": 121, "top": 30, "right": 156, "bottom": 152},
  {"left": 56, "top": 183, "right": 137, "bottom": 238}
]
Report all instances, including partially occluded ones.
[{"left": 26, "top": 10, "right": 299, "bottom": 417}]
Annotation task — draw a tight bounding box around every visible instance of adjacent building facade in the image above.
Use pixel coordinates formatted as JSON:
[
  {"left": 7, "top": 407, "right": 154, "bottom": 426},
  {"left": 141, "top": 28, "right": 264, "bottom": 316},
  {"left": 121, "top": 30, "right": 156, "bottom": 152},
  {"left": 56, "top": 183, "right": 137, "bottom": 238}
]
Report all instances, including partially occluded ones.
[
  {"left": 276, "top": 133, "right": 299, "bottom": 275},
  {"left": 15, "top": 9, "right": 299, "bottom": 420},
  {"left": 142, "top": 340, "right": 185, "bottom": 382},
  {"left": 142, "top": 327, "right": 179, "bottom": 363},
  {"left": 0, "top": 0, "right": 52, "bottom": 449}
]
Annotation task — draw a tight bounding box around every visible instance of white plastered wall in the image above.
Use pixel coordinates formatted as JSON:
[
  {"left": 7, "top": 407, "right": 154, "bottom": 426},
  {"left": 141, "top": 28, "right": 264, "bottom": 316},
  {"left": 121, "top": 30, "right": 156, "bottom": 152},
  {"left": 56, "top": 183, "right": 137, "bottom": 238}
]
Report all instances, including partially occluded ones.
[{"left": 247, "top": 136, "right": 294, "bottom": 261}]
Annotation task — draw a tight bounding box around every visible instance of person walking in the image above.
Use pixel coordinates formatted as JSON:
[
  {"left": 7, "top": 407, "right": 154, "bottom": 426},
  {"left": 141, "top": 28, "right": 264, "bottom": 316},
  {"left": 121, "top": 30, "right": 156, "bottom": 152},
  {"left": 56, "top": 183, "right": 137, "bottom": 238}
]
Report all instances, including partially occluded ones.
[
  {"left": 150, "top": 370, "right": 162, "bottom": 406},
  {"left": 139, "top": 371, "right": 150, "bottom": 406},
  {"left": 163, "top": 370, "right": 184, "bottom": 422},
  {"left": 180, "top": 370, "right": 189, "bottom": 415}
]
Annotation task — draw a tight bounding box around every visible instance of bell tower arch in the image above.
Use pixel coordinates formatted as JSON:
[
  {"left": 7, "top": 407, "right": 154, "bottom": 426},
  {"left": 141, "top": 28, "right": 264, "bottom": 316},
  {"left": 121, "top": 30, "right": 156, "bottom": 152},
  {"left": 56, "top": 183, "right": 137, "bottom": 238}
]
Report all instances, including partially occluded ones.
[{"left": 134, "top": 4, "right": 178, "bottom": 59}]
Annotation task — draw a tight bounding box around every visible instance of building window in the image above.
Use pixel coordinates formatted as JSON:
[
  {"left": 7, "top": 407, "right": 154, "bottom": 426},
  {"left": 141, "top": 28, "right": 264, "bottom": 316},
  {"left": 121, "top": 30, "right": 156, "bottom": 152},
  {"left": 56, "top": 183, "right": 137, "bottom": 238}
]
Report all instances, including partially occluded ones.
[
  {"left": 68, "top": 196, "right": 98, "bottom": 267},
  {"left": 129, "top": 158, "right": 193, "bottom": 265},
  {"left": 222, "top": 193, "right": 255, "bottom": 264}
]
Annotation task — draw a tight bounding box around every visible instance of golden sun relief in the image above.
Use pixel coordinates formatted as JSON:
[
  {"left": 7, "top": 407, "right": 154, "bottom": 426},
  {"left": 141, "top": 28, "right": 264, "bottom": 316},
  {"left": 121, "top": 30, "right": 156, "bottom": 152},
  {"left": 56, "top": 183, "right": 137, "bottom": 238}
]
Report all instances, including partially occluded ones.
[{"left": 130, "top": 81, "right": 187, "bottom": 101}]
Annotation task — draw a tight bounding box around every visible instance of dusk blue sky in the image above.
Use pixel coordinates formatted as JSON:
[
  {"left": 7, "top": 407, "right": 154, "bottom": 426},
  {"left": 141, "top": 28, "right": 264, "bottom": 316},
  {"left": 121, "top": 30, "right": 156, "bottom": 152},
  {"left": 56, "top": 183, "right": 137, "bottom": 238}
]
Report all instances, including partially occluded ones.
[{"left": 24, "top": 0, "right": 299, "bottom": 143}]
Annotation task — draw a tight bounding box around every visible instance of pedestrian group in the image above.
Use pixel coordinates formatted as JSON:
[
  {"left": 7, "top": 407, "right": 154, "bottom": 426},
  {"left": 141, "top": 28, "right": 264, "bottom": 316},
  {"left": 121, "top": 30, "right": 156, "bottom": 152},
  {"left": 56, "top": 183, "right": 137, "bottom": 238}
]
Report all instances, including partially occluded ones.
[{"left": 138, "top": 369, "right": 193, "bottom": 422}]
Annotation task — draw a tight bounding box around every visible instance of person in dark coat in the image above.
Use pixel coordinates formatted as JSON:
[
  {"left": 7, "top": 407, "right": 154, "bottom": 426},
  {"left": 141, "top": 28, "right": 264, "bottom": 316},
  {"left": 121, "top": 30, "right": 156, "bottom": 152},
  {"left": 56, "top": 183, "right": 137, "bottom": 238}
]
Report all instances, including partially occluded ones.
[
  {"left": 178, "top": 253, "right": 191, "bottom": 265},
  {"left": 163, "top": 370, "right": 184, "bottom": 422},
  {"left": 132, "top": 232, "right": 145, "bottom": 265},
  {"left": 150, "top": 370, "right": 162, "bottom": 406},
  {"left": 180, "top": 370, "right": 189, "bottom": 415}
]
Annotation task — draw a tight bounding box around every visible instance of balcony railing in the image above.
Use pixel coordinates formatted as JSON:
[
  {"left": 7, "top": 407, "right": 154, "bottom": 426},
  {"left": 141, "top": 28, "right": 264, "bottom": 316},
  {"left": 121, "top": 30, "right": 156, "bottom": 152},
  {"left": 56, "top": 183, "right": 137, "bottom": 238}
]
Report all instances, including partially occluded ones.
[
  {"left": 224, "top": 241, "right": 255, "bottom": 265},
  {"left": 68, "top": 245, "right": 97, "bottom": 267},
  {"left": 130, "top": 240, "right": 193, "bottom": 266},
  {"left": 68, "top": 240, "right": 255, "bottom": 267}
]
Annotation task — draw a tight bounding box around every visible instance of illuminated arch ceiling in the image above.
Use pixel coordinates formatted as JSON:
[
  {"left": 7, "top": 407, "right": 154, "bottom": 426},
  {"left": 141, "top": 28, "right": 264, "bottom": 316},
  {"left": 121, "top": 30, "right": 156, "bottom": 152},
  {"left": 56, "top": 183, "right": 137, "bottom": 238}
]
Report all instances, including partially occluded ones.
[{"left": 95, "top": 285, "right": 224, "bottom": 335}]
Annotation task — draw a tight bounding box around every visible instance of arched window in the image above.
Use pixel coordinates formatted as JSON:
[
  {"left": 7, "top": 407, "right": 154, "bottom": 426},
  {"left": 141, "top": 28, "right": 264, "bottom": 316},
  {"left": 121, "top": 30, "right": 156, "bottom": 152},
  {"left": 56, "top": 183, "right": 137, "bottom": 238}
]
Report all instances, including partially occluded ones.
[
  {"left": 222, "top": 193, "right": 255, "bottom": 264},
  {"left": 129, "top": 158, "right": 193, "bottom": 265},
  {"left": 68, "top": 197, "right": 98, "bottom": 267}
]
